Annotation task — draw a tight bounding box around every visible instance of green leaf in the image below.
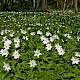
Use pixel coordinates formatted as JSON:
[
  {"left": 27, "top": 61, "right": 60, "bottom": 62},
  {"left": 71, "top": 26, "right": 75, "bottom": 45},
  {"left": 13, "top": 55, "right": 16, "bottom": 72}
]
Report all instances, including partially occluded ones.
[{"left": 63, "top": 73, "right": 76, "bottom": 78}]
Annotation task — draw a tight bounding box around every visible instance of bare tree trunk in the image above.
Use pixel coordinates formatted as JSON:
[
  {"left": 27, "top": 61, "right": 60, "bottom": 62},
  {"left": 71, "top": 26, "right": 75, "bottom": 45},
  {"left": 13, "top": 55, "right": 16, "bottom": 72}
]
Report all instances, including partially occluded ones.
[
  {"left": 74, "top": 0, "right": 78, "bottom": 13},
  {"left": 43, "top": 0, "right": 46, "bottom": 7},
  {"left": 57, "top": 0, "right": 59, "bottom": 8},
  {"left": 71, "top": 0, "right": 73, "bottom": 5},
  {"left": 36, "top": 0, "right": 40, "bottom": 8},
  {"left": 33, "top": 0, "right": 36, "bottom": 9},
  {"left": 63, "top": 0, "right": 67, "bottom": 12}
]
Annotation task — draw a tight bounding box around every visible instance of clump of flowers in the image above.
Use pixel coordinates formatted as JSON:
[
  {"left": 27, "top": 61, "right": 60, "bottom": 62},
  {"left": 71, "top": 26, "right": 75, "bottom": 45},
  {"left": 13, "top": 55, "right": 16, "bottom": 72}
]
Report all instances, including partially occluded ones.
[
  {"left": 55, "top": 44, "right": 65, "bottom": 56},
  {"left": 22, "top": 36, "right": 29, "bottom": 40},
  {"left": 64, "top": 33, "right": 73, "bottom": 39},
  {"left": 50, "top": 34, "right": 59, "bottom": 42},
  {"left": 0, "top": 12, "right": 80, "bottom": 80},
  {"left": 14, "top": 37, "right": 20, "bottom": 48}
]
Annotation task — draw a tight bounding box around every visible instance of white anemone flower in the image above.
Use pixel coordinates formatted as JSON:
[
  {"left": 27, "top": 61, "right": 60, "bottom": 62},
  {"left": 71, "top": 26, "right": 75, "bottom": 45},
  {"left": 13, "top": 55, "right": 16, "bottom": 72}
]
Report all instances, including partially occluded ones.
[
  {"left": 71, "top": 57, "right": 80, "bottom": 64},
  {"left": 0, "top": 49, "right": 9, "bottom": 57},
  {"left": 29, "top": 60, "right": 37, "bottom": 67},
  {"left": 4, "top": 39, "right": 12, "bottom": 45},
  {"left": 55, "top": 44, "right": 62, "bottom": 50},
  {"left": 5, "top": 29, "right": 8, "bottom": 34},
  {"left": 46, "top": 27, "right": 49, "bottom": 30},
  {"left": 3, "top": 62, "right": 11, "bottom": 72},
  {"left": 2, "top": 36, "right": 7, "bottom": 42},
  {"left": 3, "top": 43, "right": 10, "bottom": 50},
  {"left": 9, "top": 32, "right": 15, "bottom": 37},
  {"left": 45, "top": 43, "right": 52, "bottom": 51},
  {"left": 0, "top": 30, "right": 4, "bottom": 35},
  {"left": 14, "top": 37, "right": 20, "bottom": 43},
  {"left": 58, "top": 49, "right": 65, "bottom": 56},
  {"left": 37, "top": 30, "right": 42, "bottom": 35},
  {"left": 30, "top": 32, "right": 35, "bottom": 36},
  {"left": 34, "top": 49, "right": 42, "bottom": 58},
  {"left": 22, "top": 36, "right": 29, "bottom": 40},
  {"left": 27, "top": 27, "right": 31, "bottom": 30},
  {"left": 50, "top": 37, "right": 54, "bottom": 42},
  {"left": 25, "top": 36, "right": 29, "bottom": 40},
  {"left": 40, "top": 35, "right": 46, "bottom": 41},
  {"left": 52, "top": 34, "right": 59, "bottom": 40},
  {"left": 77, "top": 36, "right": 80, "bottom": 41},
  {"left": 43, "top": 38, "right": 49, "bottom": 44},
  {"left": 12, "top": 50, "right": 20, "bottom": 59},
  {"left": 20, "top": 29, "right": 27, "bottom": 34},
  {"left": 6, "top": 39, "right": 12, "bottom": 45},
  {"left": 22, "top": 36, "right": 26, "bottom": 40},
  {"left": 46, "top": 31, "right": 52, "bottom": 37},
  {"left": 14, "top": 43, "right": 20, "bottom": 48},
  {"left": 75, "top": 52, "right": 80, "bottom": 57}
]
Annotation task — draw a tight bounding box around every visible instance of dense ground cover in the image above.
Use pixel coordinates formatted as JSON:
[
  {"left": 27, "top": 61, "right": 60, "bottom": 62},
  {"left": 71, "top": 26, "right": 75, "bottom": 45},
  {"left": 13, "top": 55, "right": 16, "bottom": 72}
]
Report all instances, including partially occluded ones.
[{"left": 0, "top": 12, "right": 80, "bottom": 80}]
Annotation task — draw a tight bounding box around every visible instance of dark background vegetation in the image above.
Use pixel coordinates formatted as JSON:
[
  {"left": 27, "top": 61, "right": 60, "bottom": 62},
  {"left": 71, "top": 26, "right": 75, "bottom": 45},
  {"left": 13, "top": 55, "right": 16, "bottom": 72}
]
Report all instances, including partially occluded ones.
[{"left": 0, "top": 0, "right": 80, "bottom": 12}]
